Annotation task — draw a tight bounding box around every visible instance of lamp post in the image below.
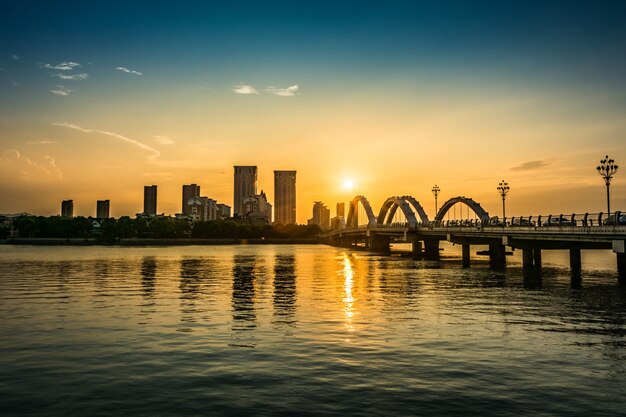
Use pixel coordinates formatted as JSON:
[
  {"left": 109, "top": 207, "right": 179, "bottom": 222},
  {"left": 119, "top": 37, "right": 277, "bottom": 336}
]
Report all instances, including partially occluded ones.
[
  {"left": 597, "top": 155, "right": 618, "bottom": 216},
  {"left": 497, "top": 180, "right": 510, "bottom": 221},
  {"left": 432, "top": 184, "right": 440, "bottom": 215}
]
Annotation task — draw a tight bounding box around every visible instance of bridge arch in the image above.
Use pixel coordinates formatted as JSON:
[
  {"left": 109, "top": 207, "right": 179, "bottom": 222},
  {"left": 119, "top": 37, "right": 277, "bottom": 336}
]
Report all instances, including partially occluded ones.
[
  {"left": 377, "top": 196, "right": 418, "bottom": 227},
  {"left": 346, "top": 195, "right": 377, "bottom": 228},
  {"left": 435, "top": 196, "right": 490, "bottom": 222},
  {"left": 377, "top": 196, "right": 430, "bottom": 227}
]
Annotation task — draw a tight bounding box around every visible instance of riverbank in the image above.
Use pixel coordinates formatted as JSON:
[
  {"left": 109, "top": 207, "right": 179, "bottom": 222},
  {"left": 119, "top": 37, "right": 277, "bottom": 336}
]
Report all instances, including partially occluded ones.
[{"left": 0, "top": 237, "right": 320, "bottom": 246}]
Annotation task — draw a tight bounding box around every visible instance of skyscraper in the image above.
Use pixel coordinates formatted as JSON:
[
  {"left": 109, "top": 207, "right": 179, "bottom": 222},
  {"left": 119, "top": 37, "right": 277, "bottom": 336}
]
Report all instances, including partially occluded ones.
[
  {"left": 144, "top": 185, "right": 157, "bottom": 215},
  {"left": 96, "top": 200, "right": 110, "bottom": 218},
  {"left": 182, "top": 184, "right": 201, "bottom": 214},
  {"left": 61, "top": 200, "right": 73, "bottom": 218},
  {"left": 309, "top": 201, "right": 330, "bottom": 230},
  {"left": 336, "top": 202, "right": 345, "bottom": 218},
  {"left": 274, "top": 170, "right": 296, "bottom": 224},
  {"left": 233, "top": 166, "right": 257, "bottom": 217}
]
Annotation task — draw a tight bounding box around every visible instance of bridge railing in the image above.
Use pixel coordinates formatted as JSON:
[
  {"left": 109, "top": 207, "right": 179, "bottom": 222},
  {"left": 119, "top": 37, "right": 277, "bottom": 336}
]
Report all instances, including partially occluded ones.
[{"left": 329, "top": 211, "right": 625, "bottom": 231}]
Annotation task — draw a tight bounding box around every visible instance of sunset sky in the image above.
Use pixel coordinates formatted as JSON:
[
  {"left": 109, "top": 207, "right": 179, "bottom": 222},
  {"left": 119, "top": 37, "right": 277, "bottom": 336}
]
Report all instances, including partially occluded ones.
[{"left": 1, "top": 1, "right": 625, "bottom": 222}]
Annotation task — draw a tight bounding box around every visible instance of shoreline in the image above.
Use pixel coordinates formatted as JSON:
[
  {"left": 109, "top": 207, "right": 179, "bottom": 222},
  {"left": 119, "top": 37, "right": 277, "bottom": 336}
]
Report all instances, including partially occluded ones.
[{"left": 0, "top": 237, "right": 320, "bottom": 246}]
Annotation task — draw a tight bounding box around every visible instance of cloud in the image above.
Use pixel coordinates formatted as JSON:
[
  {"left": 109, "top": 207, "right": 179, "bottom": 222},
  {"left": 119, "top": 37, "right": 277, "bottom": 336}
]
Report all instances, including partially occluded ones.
[
  {"left": 265, "top": 84, "right": 299, "bottom": 97},
  {"left": 510, "top": 159, "right": 552, "bottom": 171},
  {"left": 116, "top": 66, "right": 143, "bottom": 75},
  {"left": 53, "top": 122, "right": 160, "bottom": 160},
  {"left": 42, "top": 61, "right": 81, "bottom": 71},
  {"left": 50, "top": 85, "right": 73, "bottom": 96},
  {"left": 0, "top": 149, "right": 63, "bottom": 181},
  {"left": 11, "top": 55, "right": 20, "bottom": 60},
  {"left": 27, "top": 140, "right": 59, "bottom": 145},
  {"left": 154, "top": 135, "right": 174, "bottom": 145},
  {"left": 54, "top": 73, "right": 88, "bottom": 80},
  {"left": 233, "top": 84, "right": 258, "bottom": 95}
]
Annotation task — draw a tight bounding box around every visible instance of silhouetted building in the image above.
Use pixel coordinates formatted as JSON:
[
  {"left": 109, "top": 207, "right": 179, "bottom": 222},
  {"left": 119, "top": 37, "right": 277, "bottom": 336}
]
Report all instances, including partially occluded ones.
[
  {"left": 337, "top": 202, "right": 345, "bottom": 218},
  {"left": 274, "top": 170, "right": 296, "bottom": 224},
  {"left": 309, "top": 201, "right": 330, "bottom": 230},
  {"left": 144, "top": 185, "right": 157, "bottom": 215},
  {"left": 96, "top": 200, "right": 110, "bottom": 218},
  {"left": 182, "top": 184, "right": 201, "bottom": 214},
  {"left": 61, "top": 200, "right": 73, "bottom": 218},
  {"left": 243, "top": 191, "right": 272, "bottom": 224},
  {"left": 234, "top": 166, "right": 257, "bottom": 217}
]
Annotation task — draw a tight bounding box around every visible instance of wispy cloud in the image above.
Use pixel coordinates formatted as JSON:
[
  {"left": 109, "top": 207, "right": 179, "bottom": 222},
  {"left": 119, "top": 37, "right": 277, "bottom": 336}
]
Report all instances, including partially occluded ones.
[
  {"left": 50, "top": 85, "right": 73, "bottom": 96},
  {"left": 53, "top": 122, "right": 160, "bottom": 160},
  {"left": 11, "top": 55, "right": 20, "bottom": 60},
  {"left": 265, "top": 84, "right": 299, "bottom": 97},
  {"left": 27, "top": 140, "right": 60, "bottom": 145},
  {"left": 42, "top": 61, "right": 81, "bottom": 71},
  {"left": 116, "top": 66, "right": 143, "bottom": 76},
  {"left": 154, "top": 135, "right": 174, "bottom": 145},
  {"left": 233, "top": 84, "right": 258, "bottom": 95},
  {"left": 510, "top": 159, "right": 552, "bottom": 171},
  {"left": 54, "top": 73, "right": 88, "bottom": 81},
  {"left": 0, "top": 149, "right": 63, "bottom": 181}
]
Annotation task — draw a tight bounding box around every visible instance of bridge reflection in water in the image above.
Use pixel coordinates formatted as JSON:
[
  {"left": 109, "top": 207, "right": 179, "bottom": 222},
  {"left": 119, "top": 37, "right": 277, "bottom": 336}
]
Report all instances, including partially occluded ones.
[{"left": 323, "top": 195, "right": 626, "bottom": 288}]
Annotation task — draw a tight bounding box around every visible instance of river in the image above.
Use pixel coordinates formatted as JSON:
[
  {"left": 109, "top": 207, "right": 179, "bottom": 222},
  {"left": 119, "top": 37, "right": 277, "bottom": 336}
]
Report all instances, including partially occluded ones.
[{"left": 0, "top": 243, "right": 624, "bottom": 416}]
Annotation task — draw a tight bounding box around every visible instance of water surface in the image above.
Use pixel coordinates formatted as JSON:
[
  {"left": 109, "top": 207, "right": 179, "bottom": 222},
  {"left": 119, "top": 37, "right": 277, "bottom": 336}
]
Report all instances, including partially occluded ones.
[{"left": 0, "top": 244, "right": 624, "bottom": 416}]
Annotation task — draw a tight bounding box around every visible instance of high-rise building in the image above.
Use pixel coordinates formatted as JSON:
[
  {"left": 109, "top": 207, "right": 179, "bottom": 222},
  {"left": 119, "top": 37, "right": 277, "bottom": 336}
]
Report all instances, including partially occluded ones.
[
  {"left": 309, "top": 201, "right": 330, "bottom": 230},
  {"left": 61, "top": 200, "right": 73, "bottom": 218},
  {"left": 96, "top": 200, "right": 110, "bottom": 218},
  {"left": 234, "top": 166, "right": 257, "bottom": 216},
  {"left": 336, "top": 202, "right": 345, "bottom": 218},
  {"left": 274, "top": 170, "right": 296, "bottom": 224},
  {"left": 144, "top": 185, "right": 157, "bottom": 215},
  {"left": 182, "top": 184, "right": 201, "bottom": 214}
]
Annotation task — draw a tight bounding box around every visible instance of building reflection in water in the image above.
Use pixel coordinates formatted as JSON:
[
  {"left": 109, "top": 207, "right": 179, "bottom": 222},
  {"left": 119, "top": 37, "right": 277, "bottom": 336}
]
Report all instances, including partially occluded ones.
[
  {"left": 140, "top": 257, "right": 157, "bottom": 300},
  {"left": 273, "top": 254, "right": 297, "bottom": 327},
  {"left": 179, "top": 258, "right": 204, "bottom": 329},
  {"left": 232, "top": 255, "right": 257, "bottom": 331},
  {"left": 342, "top": 253, "right": 355, "bottom": 332}
]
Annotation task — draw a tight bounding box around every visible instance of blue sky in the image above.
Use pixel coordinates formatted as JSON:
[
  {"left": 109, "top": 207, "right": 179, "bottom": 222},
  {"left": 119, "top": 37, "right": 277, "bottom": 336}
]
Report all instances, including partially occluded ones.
[{"left": 1, "top": 1, "right": 625, "bottom": 218}]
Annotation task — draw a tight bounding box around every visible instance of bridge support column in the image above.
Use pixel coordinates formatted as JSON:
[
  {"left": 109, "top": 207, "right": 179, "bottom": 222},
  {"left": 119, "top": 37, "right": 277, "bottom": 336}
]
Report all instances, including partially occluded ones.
[
  {"left": 411, "top": 240, "right": 423, "bottom": 259},
  {"left": 522, "top": 247, "right": 542, "bottom": 289},
  {"left": 370, "top": 236, "right": 390, "bottom": 253},
  {"left": 462, "top": 244, "right": 470, "bottom": 268},
  {"left": 617, "top": 253, "right": 626, "bottom": 285},
  {"left": 570, "top": 249, "right": 582, "bottom": 288},
  {"left": 489, "top": 244, "right": 506, "bottom": 270},
  {"left": 424, "top": 240, "right": 440, "bottom": 260}
]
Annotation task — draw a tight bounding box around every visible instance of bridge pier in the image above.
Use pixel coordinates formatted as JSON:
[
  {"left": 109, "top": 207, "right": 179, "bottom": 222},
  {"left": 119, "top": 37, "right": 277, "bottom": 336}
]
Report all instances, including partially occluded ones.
[
  {"left": 370, "top": 236, "right": 390, "bottom": 253},
  {"left": 570, "top": 248, "right": 582, "bottom": 288},
  {"left": 617, "top": 252, "right": 626, "bottom": 285},
  {"left": 489, "top": 244, "right": 506, "bottom": 270},
  {"left": 522, "top": 247, "right": 542, "bottom": 288},
  {"left": 462, "top": 244, "right": 470, "bottom": 268},
  {"left": 411, "top": 240, "right": 423, "bottom": 259},
  {"left": 424, "top": 240, "right": 440, "bottom": 260}
]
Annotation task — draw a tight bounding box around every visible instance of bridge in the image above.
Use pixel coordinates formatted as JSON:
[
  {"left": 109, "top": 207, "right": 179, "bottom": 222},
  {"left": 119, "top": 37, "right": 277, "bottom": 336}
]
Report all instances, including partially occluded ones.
[{"left": 321, "top": 195, "right": 626, "bottom": 287}]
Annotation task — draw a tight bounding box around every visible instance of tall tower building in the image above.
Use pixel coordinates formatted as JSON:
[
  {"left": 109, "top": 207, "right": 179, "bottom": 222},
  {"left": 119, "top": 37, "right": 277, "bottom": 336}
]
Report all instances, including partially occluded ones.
[
  {"left": 61, "top": 200, "right": 73, "bottom": 218},
  {"left": 233, "top": 166, "right": 257, "bottom": 216},
  {"left": 336, "top": 202, "right": 345, "bottom": 218},
  {"left": 144, "top": 185, "right": 157, "bottom": 215},
  {"left": 96, "top": 200, "right": 110, "bottom": 218},
  {"left": 274, "top": 170, "right": 296, "bottom": 224},
  {"left": 310, "top": 201, "right": 330, "bottom": 230},
  {"left": 182, "top": 184, "right": 201, "bottom": 214}
]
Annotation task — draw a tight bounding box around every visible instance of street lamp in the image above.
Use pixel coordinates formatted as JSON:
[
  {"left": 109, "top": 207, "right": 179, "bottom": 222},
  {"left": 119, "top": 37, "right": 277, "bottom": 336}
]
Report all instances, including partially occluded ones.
[
  {"left": 597, "top": 155, "right": 618, "bottom": 216},
  {"left": 432, "top": 184, "right": 440, "bottom": 215},
  {"left": 497, "top": 180, "right": 510, "bottom": 221}
]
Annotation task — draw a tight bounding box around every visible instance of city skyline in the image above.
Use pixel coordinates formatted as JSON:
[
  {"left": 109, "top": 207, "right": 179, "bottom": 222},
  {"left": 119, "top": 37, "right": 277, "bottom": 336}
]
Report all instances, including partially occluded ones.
[{"left": 1, "top": 1, "right": 626, "bottom": 222}]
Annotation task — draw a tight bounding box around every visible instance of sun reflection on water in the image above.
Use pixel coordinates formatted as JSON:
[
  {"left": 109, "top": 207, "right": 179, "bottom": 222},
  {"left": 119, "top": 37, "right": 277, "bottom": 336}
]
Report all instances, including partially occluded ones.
[{"left": 342, "top": 253, "right": 355, "bottom": 333}]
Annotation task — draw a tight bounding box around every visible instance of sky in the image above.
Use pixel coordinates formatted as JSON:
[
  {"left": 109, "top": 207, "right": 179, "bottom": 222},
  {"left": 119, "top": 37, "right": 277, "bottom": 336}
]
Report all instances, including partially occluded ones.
[{"left": 1, "top": 0, "right": 625, "bottom": 222}]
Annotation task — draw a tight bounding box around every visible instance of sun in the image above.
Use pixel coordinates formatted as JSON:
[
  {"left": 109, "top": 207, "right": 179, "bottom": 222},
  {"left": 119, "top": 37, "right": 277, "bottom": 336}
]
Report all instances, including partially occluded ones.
[{"left": 343, "top": 179, "right": 354, "bottom": 190}]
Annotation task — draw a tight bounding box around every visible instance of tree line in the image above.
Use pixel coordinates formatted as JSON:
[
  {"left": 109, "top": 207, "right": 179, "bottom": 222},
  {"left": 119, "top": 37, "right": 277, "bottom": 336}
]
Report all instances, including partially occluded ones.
[{"left": 2, "top": 216, "right": 321, "bottom": 241}]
